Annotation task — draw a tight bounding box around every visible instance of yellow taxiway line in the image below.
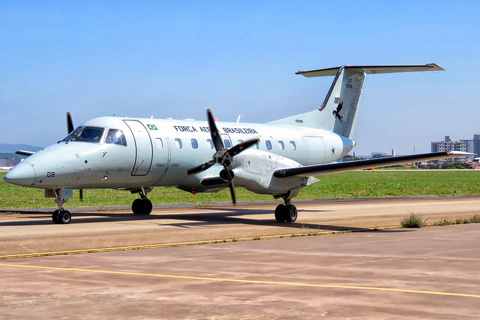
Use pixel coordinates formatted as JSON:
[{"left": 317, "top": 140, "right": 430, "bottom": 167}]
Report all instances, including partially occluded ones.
[{"left": 1, "top": 262, "right": 479, "bottom": 299}]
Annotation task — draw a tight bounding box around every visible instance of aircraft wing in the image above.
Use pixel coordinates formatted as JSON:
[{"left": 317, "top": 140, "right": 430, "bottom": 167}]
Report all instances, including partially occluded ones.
[{"left": 273, "top": 151, "right": 472, "bottom": 178}]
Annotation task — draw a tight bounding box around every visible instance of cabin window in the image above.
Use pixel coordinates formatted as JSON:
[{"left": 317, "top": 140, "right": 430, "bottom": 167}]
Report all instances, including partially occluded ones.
[
  {"left": 266, "top": 140, "right": 272, "bottom": 150},
  {"left": 175, "top": 138, "right": 182, "bottom": 149},
  {"left": 191, "top": 139, "right": 198, "bottom": 149},
  {"left": 278, "top": 141, "right": 285, "bottom": 150},
  {"left": 290, "top": 141, "right": 296, "bottom": 150},
  {"left": 224, "top": 139, "right": 231, "bottom": 148},
  {"left": 207, "top": 139, "right": 214, "bottom": 149},
  {"left": 155, "top": 138, "right": 163, "bottom": 149},
  {"left": 105, "top": 129, "right": 127, "bottom": 146},
  {"left": 63, "top": 126, "right": 105, "bottom": 143}
]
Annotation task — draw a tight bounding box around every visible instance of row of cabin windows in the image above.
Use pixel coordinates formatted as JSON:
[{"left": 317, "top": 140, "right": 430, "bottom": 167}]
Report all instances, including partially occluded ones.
[{"left": 155, "top": 138, "right": 297, "bottom": 151}]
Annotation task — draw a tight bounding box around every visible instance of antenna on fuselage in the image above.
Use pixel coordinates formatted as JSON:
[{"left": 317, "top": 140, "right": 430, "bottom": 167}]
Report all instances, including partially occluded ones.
[{"left": 237, "top": 115, "right": 243, "bottom": 124}]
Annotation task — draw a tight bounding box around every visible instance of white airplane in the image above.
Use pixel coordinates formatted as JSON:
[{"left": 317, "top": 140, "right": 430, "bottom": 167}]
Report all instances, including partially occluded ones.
[{"left": 4, "top": 63, "right": 469, "bottom": 224}]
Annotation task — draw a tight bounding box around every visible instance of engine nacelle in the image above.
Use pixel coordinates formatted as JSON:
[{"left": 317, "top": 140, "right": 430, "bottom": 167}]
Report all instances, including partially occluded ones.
[{"left": 230, "top": 149, "right": 315, "bottom": 195}]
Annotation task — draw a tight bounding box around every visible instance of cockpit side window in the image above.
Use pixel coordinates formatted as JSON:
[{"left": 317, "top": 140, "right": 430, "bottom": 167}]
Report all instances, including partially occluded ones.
[
  {"left": 63, "top": 127, "right": 105, "bottom": 143},
  {"left": 105, "top": 129, "right": 127, "bottom": 146}
]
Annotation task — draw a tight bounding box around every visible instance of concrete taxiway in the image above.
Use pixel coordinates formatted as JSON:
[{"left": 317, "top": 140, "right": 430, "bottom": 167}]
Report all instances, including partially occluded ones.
[
  {"left": 1, "top": 223, "right": 480, "bottom": 319},
  {"left": 1, "top": 196, "right": 480, "bottom": 319},
  {"left": 1, "top": 196, "right": 480, "bottom": 256}
]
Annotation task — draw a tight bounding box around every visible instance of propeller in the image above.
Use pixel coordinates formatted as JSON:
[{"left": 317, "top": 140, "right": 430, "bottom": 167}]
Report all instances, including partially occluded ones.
[
  {"left": 185, "top": 109, "right": 259, "bottom": 206},
  {"left": 67, "top": 112, "right": 74, "bottom": 134},
  {"left": 66, "top": 112, "right": 84, "bottom": 201}
]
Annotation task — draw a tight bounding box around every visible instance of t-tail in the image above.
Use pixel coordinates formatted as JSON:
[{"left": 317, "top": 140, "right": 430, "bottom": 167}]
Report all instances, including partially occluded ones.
[{"left": 269, "top": 63, "right": 444, "bottom": 139}]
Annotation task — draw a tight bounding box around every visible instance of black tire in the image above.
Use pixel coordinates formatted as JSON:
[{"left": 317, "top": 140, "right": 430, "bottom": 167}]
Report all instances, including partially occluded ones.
[
  {"left": 285, "top": 205, "right": 297, "bottom": 223},
  {"left": 275, "top": 204, "right": 287, "bottom": 222},
  {"left": 132, "top": 199, "right": 143, "bottom": 215},
  {"left": 141, "top": 199, "right": 153, "bottom": 215},
  {"left": 52, "top": 210, "right": 61, "bottom": 224},
  {"left": 59, "top": 210, "right": 71, "bottom": 224}
]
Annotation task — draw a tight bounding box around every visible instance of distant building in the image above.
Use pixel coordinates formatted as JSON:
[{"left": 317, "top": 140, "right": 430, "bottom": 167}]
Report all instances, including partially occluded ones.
[
  {"left": 431, "top": 135, "right": 470, "bottom": 163},
  {"left": 0, "top": 158, "right": 22, "bottom": 169}
]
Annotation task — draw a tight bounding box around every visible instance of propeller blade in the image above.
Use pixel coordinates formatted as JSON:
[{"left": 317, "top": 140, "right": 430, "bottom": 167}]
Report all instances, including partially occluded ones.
[
  {"left": 207, "top": 109, "right": 224, "bottom": 151},
  {"left": 67, "top": 112, "right": 74, "bottom": 134},
  {"left": 222, "top": 166, "right": 236, "bottom": 206},
  {"left": 185, "top": 160, "right": 216, "bottom": 176},
  {"left": 226, "top": 138, "right": 260, "bottom": 158}
]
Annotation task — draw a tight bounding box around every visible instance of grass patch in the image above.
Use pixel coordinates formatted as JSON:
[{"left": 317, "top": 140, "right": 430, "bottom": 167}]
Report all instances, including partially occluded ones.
[
  {"left": 400, "top": 213, "right": 426, "bottom": 228},
  {"left": 402, "top": 213, "right": 480, "bottom": 228},
  {"left": 469, "top": 214, "right": 480, "bottom": 223},
  {"left": 301, "top": 224, "right": 321, "bottom": 236},
  {"left": 432, "top": 218, "right": 453, "bottom": 226}
]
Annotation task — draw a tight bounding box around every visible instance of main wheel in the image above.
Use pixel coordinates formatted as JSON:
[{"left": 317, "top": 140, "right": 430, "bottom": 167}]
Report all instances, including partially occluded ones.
[
  {"left": 52, "top": 210, "right": 61, "bottom": 224},
  {"left": 132, "top": 199, "right": 143, "bottom": 215},
  {"left": 141, "top": 199, "right": 153, "bottom": 215},
  {"left": 132, "top": 199, "right": 153, "bottom": 215},
  {"left": 59, "top": 210, "right": 71, "bottom": 224},
  {"left": 285, "top": 205, "right": 297, "bottom": 223},
  {"left": 275, "top": 204, "right": 287, "bottom": 222}
]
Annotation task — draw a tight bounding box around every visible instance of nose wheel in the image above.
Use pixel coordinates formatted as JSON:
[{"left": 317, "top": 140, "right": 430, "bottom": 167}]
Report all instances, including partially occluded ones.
[{"left": 52, "top": 189, "right": 72, "bottom": 224}]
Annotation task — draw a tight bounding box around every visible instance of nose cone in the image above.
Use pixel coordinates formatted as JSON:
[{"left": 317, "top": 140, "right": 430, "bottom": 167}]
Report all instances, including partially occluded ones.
[{"left": 4, "top": 161, "right": 36, "bottom": 187}]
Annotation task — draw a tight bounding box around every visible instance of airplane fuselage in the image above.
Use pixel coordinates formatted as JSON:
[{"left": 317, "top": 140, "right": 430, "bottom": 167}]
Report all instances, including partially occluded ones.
[{"left": 11, "top": 116, "right": 355, "bottom": 195}]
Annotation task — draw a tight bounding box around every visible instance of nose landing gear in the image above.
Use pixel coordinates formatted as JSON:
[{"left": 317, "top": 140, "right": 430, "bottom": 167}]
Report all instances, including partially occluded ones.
[{"left": 52, "top": 190, "right": 71, "bottom": 224}]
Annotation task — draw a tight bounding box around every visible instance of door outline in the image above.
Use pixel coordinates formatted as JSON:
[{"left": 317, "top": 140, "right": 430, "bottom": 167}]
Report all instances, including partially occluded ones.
[{"left": 124, "top": 120, "right": 153, "bottom": 176}]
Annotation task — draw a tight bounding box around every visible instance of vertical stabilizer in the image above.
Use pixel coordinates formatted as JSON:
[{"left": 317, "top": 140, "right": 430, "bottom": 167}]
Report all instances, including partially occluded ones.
[{"left": 268, "top": 63, "right": 443, "bottom": 139}]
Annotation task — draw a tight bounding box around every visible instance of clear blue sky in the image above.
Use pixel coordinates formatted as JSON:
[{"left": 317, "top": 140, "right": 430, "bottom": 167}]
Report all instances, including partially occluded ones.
[{"left": 1, "top": 1, "right": 479, "bottom": 155}]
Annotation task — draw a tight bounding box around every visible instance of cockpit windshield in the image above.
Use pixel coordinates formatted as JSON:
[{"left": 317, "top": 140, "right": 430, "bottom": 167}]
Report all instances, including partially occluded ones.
[
  {"left": 105, "top": 129, "right": 127, "bottom": 146},
  {"left": 62, "top": 127, "right": 105, "bottom": 143}
]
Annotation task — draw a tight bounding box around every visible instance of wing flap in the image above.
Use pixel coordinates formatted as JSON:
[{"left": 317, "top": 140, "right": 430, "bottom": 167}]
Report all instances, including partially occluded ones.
[{"left": 274, "top": 151, "right": 472, "bottom": 178}]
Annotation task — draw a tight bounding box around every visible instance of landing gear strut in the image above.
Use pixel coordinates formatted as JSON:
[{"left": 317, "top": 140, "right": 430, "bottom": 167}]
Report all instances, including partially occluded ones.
[
  {"left": 52, "top": 190, "right": 71, "bottom": 224},
  {"left": 132, "top": 188, "right": 153, "bottom": 215},
  {"left": 274, "top": 198, "right": 297, "bottom": 223}
]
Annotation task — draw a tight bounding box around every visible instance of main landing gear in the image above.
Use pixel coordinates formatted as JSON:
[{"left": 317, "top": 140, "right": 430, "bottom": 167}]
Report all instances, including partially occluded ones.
[
  {"left": 274, "top": 199, "right": 298, "bottom": 223},
  {"left": 52, "top": 190, "right": 71, "bottom": 224},
  {"left": 132, "top": 188, "right": 153, "bottom": 215},
  {"left": 273, "top": 190, "right": 299, "bottom": 223}
]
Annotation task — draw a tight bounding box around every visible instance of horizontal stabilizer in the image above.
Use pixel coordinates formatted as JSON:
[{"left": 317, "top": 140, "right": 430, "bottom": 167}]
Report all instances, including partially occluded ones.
[
  {"left": 274, "top": 151, "right": 472, "bottom": 178},
  {"left": 296, "top": 63, "right": 444, "bottom": 77}
]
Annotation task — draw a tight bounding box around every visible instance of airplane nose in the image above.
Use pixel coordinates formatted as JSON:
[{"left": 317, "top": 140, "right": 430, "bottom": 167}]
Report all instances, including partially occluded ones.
[{"left": 4, "top": 161, "right": 36, "bottom": 187}]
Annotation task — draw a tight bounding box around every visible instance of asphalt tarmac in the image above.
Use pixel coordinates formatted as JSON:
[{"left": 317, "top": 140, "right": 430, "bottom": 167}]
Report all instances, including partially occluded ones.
[{"left": 1, "top": 196, "right": 480, "bottom": 319}]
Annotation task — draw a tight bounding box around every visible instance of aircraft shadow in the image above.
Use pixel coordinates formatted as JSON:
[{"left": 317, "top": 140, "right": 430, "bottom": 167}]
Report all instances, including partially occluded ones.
[{"left": 0, "top": 207, "right": 410, "bottom": 233}]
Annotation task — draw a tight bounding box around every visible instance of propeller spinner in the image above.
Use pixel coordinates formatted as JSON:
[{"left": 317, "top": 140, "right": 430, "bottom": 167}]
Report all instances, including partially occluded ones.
[{"left": 185, "top": 109, "right": 259, "bottom": 206}]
